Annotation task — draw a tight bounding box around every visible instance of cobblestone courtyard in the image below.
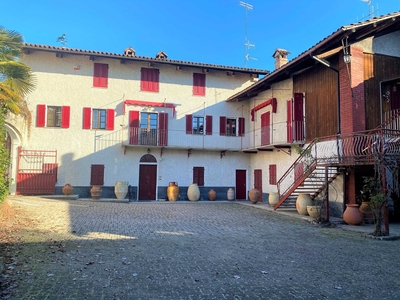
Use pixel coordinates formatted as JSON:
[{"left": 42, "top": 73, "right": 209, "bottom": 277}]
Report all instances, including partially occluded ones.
[{"left": 1, "top": 196, "right": 400, "bottom": 299}]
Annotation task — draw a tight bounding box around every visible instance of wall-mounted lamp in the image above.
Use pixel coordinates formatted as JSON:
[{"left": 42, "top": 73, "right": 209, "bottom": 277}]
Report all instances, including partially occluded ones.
[
  {"left": 147, "top": 148, "right": 151, "bottom": 154},
  {"left": 343, "top": 53, "right": 351, "bottom": 64}
]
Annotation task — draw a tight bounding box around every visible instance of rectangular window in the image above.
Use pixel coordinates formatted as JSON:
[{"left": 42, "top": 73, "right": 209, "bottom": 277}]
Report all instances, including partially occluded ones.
[
  {"left": 93, "top": 109, "right": 107, "bottom": 129},
  {"left": 83, "top": 108, "right": 114, "bottom": 130},
  {"left": 193, "top": 73, "right": 206, "bottom": 96},
  {"left": 226, "top": 118, "right": 236, "bottom": 136},
  {"left": 90, "top": 164, "right": 104, "bottom": 185},
  {"left": 193, "top": 167, "right": 204, "bottom": 187},
  {"left": 47, "top": 106, "right": 62, "bottom": 127},
  {"left": 36, "top": 104, "right": 70, "bottom": 128},
  {"left": 141, "top": 68, "right": 159, "bottom": 92},
  {"left": 269, "top": 164, "right": 277, "bottom": 185},
  {"left": 140, "top": 112, "right": 158, "bottom": 145},
  {"left": 193, "top": 116, "right": 204, "bottom": 134},
  {"left": 93, "top": 63, "right": 108, "bottom": 88}
]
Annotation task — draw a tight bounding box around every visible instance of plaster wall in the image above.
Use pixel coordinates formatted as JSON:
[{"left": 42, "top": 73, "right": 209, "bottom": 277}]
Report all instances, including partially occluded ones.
[{"left": 7, "top": 51, "right": 256, "bottom": 194}]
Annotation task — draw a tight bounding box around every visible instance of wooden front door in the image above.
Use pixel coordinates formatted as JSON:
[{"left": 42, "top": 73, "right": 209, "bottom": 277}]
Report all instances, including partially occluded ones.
[
  {"left": 235, "top": 170, "right": 247, "bottom": 200},
  {"left": 139, "top": 164, "right": 157, "bottom": 200}
]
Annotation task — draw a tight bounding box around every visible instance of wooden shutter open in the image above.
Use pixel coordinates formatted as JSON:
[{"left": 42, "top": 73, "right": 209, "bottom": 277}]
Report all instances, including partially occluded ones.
[
  {"left": 219, "top": 116, "right": 226, "bottom": 136},
  {"left": 129, "top": 110, "right": 139, "bottom": 145},
  {"left": 83, "top": 107, "right": 91, "bottom": 129},
  {"left": 37, "top": 104, "right": 46, "bottom": 127},
  {"left": 158, "top": 112, "right": 168, "bottom": 146},
  {"left": 238, "top": 117, "right": 245, "bottom": 137},
  {"left": 186, "top": 114, "right": 193, "bottom": 134},
  {"left": 61, "top": 106, "right": 70, "bottom": 128},
  {"left": 206, "top": 115, "right": 212, "bottom": 135},
  {"left": 106, "top": 109, "right": 114, "bottom": 130}
]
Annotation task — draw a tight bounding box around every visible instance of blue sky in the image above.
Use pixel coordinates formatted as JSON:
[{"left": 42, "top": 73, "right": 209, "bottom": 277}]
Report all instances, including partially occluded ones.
[{"left": 2, "top": 0, "right": 399, "bottom": 71}]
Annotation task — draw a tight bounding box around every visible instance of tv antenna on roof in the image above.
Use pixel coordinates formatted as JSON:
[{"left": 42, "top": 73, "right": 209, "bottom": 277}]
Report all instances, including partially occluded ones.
[
  {"left": 239, "top": 1, "right": 256, "bottom": 67},
  {"left": 359, "top": 0, "right": 379, "bottom": 20}
]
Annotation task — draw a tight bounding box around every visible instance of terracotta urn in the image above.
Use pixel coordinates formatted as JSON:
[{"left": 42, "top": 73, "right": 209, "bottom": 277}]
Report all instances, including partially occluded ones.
[
  {"left": 359, "top": 201, "right": 374, "bottom": 224},
  {"left": 307, "top": 205, "right": 323, "bottom": 220},
  {"left": 268, "top": 192, "right": 279, "bottom": 207},
  {"left": 187, "top": 183, "right": 200, "bottom": 201},
  {"left": 208, "top": 189, "right": 217, "bottom": 201},
  {"left": 114, "top": 181, "right": 129, "bottom": 199},
  {"left": 227, "top": 188, "right": 234, "bottom": 201},
  {"left": 249, "top": 188, "right": 260, "bottom": 204},
  {"left": 62, "top": 184, "right": 73, "bottom": 195},
  {"left": 343, "top": 204, "right": 363, "bottom": 225},
  {"left": 167, "top": 182, "right": 179, "bottom": 201},
  {"left": 296, "top": 193, "right": 313, "bottom": 215},
  {"left": 91, "top": 185, "right": 102, "bottom": 200}
]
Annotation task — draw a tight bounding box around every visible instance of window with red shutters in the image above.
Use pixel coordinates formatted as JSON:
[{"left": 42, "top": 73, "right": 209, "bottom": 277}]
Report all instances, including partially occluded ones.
[
  {"left": 93, "top": 63, "right": 108, "bottom": 88},
  {"left": 269, "top": 164, "right": 277, "bottom": 185},
  {"left": 193, "top": 73, "right": 206, "bottom": 96},
  {"left": 90, "top": 164, "right": 104, "bottom": 185},
  {"left": 193, "top": 167, "right": 204, "bottom": 187},
  {"left": 82, "top": 107, "right": 114, "bottom": 130},
  {"left": 141, "top": 68, "right": 159, "bottom": 92},
  {"left": 37, "top": 104, "right": 70, "bottom": 128}
]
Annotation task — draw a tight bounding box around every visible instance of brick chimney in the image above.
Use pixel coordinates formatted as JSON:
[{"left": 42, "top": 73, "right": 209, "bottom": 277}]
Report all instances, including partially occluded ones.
[{"left": 272, "top": 48, "right": 290, "bottom": 70}]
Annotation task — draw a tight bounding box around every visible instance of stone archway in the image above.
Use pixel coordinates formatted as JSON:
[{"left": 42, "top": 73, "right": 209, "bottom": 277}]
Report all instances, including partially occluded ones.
[{"left": 3, "top": 124, "right": 21, "bottom": 195}]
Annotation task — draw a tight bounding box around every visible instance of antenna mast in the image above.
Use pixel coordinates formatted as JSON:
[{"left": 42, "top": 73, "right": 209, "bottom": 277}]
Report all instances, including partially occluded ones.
[{"left": 239, "top": 1, "right": 257, "bottom": 67}]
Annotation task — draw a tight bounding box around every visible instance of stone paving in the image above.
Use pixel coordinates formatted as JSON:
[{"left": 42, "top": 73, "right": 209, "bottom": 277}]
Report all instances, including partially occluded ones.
[{"left": 1, "top": 196, "right": 400, "bottom": 299}]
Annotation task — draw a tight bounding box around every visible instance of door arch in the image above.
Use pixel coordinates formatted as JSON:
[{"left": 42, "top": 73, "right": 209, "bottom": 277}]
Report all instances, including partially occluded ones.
[
  {"left": 4, "top": 124, "right": 21, "bottom": 195},
  {"left": 138, "top": 154, "right": 157, "bottom": 200}
]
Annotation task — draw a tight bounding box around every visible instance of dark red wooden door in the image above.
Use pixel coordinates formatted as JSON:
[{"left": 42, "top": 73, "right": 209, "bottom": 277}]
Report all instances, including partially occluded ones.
[
  {"left": 139, "top": 164, "right": 157, "bottom": 200},
  {"left": 261, "top": 111, "right": 270, "bottom": 145},
  {"left": 235, "top": 170, "right": 246, "bottom": 200},
  {"left": 254, "top": 169, "right": 262, "bottom": 202}
]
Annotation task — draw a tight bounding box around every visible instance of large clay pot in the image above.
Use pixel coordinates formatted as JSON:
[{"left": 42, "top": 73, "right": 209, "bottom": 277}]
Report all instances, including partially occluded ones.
[
  {"left": 269, "top": 192, "right": 279, "bottom": 207},
  {"left": 307, "top": 205, "right": 323, "bottom": 220},
  {"left": 227, "top": 188, "right": 234, "bottom": 201},
  {"left": 167, "top": 182, "right": 179, "bottom": 201},
  {"left": 187, "top": 183, "right": 200, "bottom": 201},
  {"left": 91, "top": 185, "right": 102, "bottom": 200},
  {"left": 115, "top": 181, "right": 129, "bottom": 199},
  {"left": 343, "top": 204, "right": 363, "bottom": 225},
  {"left": 62, "top": 184, "right": 73, "bottom": 195},
  {"left": 296, "top": 193, "right": 313, "bottom": 215},
  {"left": 359, "top": 201, "right": 374, "bottom": 224},
  {"left": 208, "top": 189, "right": 217, "bottom": 201},
  {"left": 249, "top": 189, "right": 260, "bottom": 204}
]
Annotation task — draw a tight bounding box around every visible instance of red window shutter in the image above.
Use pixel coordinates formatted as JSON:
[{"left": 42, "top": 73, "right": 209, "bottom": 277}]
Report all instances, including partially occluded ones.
[
  {"left": 93, "top": 63, "right": 108, "bottom": 88},
  {"left": 238, "top": 117, "right": 245, "bottom": 137},
  {"left": 186, "top": 114, "right": 193, "bottom": 134},
  {"left": 90, "top": 164, "right": 104, "bottom": 185},
  {"left": 106, "top": 109, "right": 114, "bottom": 130},
  {"left": 254, "top": 169, "right": 262, "bottom": 200},
  {"left": 219, "top": 116, "right": 226, "bottom": 136},
  {"left": 193, "top": 73, "right": 206, "bottom": 96},
  {"left": 193, "top": 167, "right": 204, "bottom": 186},
  {"left": 61, "top": 106, "right": 70, "bottom": 128},
  {"left": 269, "top": 165, "right": 277, "bottom": 185},
  {"left": 287, "top": 99, "right": 293, "bottom": 143},
  {"left": 261, "top": 112, "right": 271, "bottom": 145},
  {"left": 129, "top": 110, "right": 139, "bottom": 145},
  {"left": 37, "top": 104, "right": 46, "bottom": 127},
  {"left": 293, "top": 93, "right": 304, "bottom": 141},
  {"left": 83, "top": 107, "right": 91, "bottom": 129},
  {"left": 206, "top": 115, "right": 212, "bottom": 135},
  {"left": 158, "top": 112, "right": 168, "bottom": 146},
  {"left": 141, "top": 68, "right": 159, "bottom": 92}
]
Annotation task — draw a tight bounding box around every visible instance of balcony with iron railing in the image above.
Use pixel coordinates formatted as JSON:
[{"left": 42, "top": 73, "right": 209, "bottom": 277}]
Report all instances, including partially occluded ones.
[{"left": 94, "top": 121, "right": 306, "bottom": 152}]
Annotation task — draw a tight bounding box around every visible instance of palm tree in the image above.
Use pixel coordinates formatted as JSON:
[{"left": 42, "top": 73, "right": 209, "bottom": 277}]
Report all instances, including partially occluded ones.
[{"left": 0, "top": 27, "right": 35, "bottom": 114}]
